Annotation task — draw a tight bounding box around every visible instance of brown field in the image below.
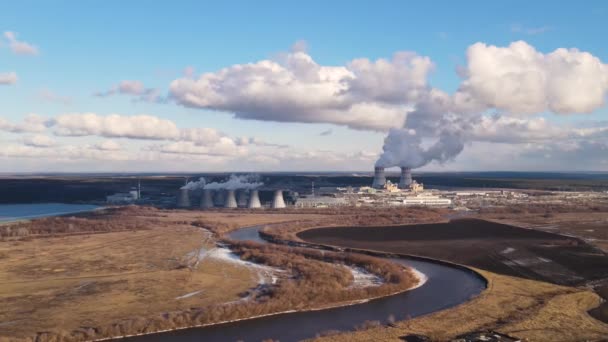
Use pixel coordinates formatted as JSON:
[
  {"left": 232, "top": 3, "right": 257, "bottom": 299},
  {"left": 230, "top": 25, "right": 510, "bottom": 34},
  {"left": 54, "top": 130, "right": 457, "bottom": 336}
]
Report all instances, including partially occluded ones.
[{"left": 311, "top": 269, "right": 608, "bottom": 342}]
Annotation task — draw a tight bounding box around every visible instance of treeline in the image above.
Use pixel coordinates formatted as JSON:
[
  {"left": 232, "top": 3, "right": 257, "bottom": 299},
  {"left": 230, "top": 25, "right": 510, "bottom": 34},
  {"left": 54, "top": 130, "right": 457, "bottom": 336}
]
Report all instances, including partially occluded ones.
[
  {"left": 0, "top": 206, "right": 158, "bottom": 239},
  {"left": 24, "top": 237, "right": 417, "bottom": 342}
]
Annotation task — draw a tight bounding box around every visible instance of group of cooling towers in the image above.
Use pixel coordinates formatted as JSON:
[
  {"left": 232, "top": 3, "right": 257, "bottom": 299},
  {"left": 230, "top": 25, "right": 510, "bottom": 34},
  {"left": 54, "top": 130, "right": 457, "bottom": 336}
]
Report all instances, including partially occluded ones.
[{"left": 177, "top": 188, "right": 286, "bottom": 209}]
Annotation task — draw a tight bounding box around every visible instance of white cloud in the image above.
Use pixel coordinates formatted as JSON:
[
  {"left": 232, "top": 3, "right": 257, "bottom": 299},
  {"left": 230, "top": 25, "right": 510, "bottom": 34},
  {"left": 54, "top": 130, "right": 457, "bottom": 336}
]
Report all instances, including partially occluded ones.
[
  {"left": 51, "top": 113, "right": 181, "bottom": 139},
  {"left": 38, "top": 89, "right": 72, "bottom": 105},
  {"left": 0, "top": 72, "right": 18, "bottom": 85},
  {"left": 93, "top": 140, "right": 123, "bottom": 151},
  {"left": 95, "top": 80, "right": 162, "bottom": 102},
  {"left": 169, "top": 47, "right": 434, "bottom": 131},
  {"left": 0, "top": 114, "right": 50, "bottom": 133},
  {"left": 22, "top": 134, "right": 55, "bottom": 147},
  {"left": 3, "top": 31, "right": 39, "bottom": 55},
  {"left": 455, "top": 41, "right": 608, "bottom": 115}
]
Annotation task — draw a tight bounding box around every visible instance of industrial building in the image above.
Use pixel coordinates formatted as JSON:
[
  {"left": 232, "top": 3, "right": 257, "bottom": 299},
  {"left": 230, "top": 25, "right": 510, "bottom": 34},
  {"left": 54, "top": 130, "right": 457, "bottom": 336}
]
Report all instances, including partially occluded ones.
[{"left": 295, "top": 196, "right": 349, "bottom": 208}]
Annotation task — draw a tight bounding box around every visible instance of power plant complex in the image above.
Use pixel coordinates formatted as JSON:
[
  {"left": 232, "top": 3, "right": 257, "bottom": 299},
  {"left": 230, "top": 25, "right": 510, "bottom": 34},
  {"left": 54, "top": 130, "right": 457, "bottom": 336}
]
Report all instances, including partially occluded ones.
[{"left": 176, "top": 187, "right": 284, "bottom": 209}]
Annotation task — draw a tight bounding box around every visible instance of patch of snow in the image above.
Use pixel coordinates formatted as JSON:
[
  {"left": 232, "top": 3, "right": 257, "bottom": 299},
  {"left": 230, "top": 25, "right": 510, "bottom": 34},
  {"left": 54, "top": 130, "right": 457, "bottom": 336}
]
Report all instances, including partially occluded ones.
[
  {"left": 206, "top": 247, "right": 282, "bottom": 285},
  {"left": 175, "top": 290, "right": 203, "bottom": 300},
  {"left": 347, "top": 266, "right": 383, "bottom": 288},
  {"left": 409, "top": 267, "right": 428, "bottom": 290},
  {"left": 501, "top": 247, "right": 515, "bottom": 254}
]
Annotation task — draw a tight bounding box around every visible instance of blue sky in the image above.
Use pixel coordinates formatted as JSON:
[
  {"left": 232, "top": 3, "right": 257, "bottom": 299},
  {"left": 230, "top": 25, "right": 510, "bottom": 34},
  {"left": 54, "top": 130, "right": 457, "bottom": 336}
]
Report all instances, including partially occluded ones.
[{"left": 1, "top": 1, "right": 608, "bottom": 172}]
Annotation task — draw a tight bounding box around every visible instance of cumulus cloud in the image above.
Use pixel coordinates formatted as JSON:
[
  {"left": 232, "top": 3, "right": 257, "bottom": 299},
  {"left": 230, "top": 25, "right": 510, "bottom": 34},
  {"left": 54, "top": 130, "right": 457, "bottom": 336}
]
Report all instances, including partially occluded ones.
[
  {"left": 169, "top": 47, "right": 434, "bottom": 131},
  {"left": 0, "top": 114, "right": 50, "bottom": 133},
  {"left": 0, "top": 72, "right": 18, "bottom": 85},
  {"left": 144, "top": 138, "right": 244, "bottom": 157},
  {"left": 93, "top": 140, "right": 123, "bottom": 151},
  {"left": 95, "top": 80, "right": 163, "bottom": 102},
  {"left": 3, "top": 31, "right": 38, "bottom": 55},
  {"left": 22, "top": 134, "right": 56, "bottom": 147},
  {"left": 455, "top": 41, "right": 608, "bottom": 115},
  {"left": 51, "top": 113, "right": 181, "bottom": 139}
]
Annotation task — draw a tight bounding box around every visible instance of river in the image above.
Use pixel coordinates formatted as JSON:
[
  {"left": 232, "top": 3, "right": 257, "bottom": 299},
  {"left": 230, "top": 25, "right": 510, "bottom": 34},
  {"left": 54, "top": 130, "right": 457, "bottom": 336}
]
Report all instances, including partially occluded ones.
[
  {"left": 0, "top": 203, "right": 101, "bottom": 223},
  {"left": 124, "top": 225, "right": 486, "bottom": 342}
]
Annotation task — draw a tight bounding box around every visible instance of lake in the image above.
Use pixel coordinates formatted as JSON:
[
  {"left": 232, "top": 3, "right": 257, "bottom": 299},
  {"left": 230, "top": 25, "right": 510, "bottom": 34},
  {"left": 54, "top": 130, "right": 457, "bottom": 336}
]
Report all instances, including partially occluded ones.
[{"left": 0, "top": 203, "right": 101, "bottom": 222}]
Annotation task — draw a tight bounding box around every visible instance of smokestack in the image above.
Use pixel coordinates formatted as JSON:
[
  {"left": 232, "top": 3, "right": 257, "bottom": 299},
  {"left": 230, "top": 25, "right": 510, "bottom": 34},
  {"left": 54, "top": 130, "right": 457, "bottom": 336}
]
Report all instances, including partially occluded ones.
[
  {"left": 398, "top": 167, "right": 412, "bottom": 189},
  {"left": 271, "top": 190, "right": 286, "bottom": 209},
  {"left": 247, "top": 190, "right": 262, "bottom": 209},
  {"left": 214, "top": 190, "right": 226, "bottom": 207},
  {"left": 224, "top": 190, "right": 238, "bottom": 208},
  {"left": 177, "top": 188, "right": 191, "bottom": 208},
  {"left": 200, "top": 189, "right": 214, "bottom": 209},
  {"left": 237, "top": 189, "right": 248, "bottom": 207},
  {"left": 372, "top": 166, "right": 386, "bottom": 189}
]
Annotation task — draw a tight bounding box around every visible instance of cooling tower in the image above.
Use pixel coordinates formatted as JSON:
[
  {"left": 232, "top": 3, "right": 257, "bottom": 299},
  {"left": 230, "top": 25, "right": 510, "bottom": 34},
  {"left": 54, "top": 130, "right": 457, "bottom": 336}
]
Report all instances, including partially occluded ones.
[
  {"left": 237, "top": 189, "right": 248, "bottom": 207},
  {"left": 372, "top": 167, "right": 386, "bottom": 189},
  {"left": 271, "top": 189, "right": 286, "bottom": 209},
  {"left": 200, "top": 189, "right": 214, "bottom": 209},
  {"left": 398, "top": 167, "right": 412, "bottom": 189},
  {"left": 214, "top": 190, "right": 226, "bottom": 207},
  {"left": 247, "top": 189, "right": 262, "bottom": 209},
  {"left": 224, "top": 189, "right": 238, "bottom": 208},
  {"left": 177, "top": 188, "right": 191, "bottom": 208}
]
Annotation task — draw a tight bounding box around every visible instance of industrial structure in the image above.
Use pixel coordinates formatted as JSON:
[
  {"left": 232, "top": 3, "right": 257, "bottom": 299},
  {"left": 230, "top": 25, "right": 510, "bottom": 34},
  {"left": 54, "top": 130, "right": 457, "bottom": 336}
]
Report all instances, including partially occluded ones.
[
  {"left": 372, "top": 167, "right": 386, "bottom": 189},
  {"left": 200, "top": 189, "right": 214, "bottom": 209},
  {"left": 247, "top": 190, "right": 262, "bottom": 208},
  {"left": 398, "top": 167, "right": 412, "bottom": 189},
  {"left": 271, "top": 190, "right": 286, "bottom": 209},
  {"left": 177, "top": 188, "right": 191, "bottom": 208},
  {"left": 224, "top": 190, "right": 238, "bottom": 208}
]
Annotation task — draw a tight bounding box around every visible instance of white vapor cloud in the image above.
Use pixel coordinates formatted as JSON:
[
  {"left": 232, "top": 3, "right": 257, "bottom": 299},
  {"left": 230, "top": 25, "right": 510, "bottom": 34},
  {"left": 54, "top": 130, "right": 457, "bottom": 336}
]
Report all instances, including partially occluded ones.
[
  {"left": 455, "top": 41, "right": 608, "bottom": 115},
  {"left": 0, "top": 72, "right": 18, "bottom": 85},
  {"left": 3, "top": 31, "right": 39, "bottom": 55},
  {"left": 169, "top": 45, "right": 434, "bottom": 131},
  {"left": 95, "top": 80, "right": 163, "bottom": 102}
]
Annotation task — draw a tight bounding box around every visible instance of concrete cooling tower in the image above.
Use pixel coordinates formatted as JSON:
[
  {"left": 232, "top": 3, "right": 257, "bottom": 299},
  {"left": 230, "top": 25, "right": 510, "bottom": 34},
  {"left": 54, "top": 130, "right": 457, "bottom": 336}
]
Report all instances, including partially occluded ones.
[
  {"left": 200, "top": 189, "right": 214, "bottom": 209},
  {"left": 177, "top": 188, "right": 191, "bottom": 208},
  {"left": 398, "top": 167, "right": 412, "bottom": 189},
  {"left": 214, "top": 190, "right": 226, "bottom": 207},
  {"left": 372, "top": 166, "right": 386, "bottom": 189},
  {"left": 237, "top": 189, "right": 248, "bottom": 207},
  {"left": 247, "top": 190, "right": 262, "bottom": 208},
  {"left": 224, "top": 190, "right": 238, "bottom": 208},
  {"left": 271, "top": 189, "right": 286, "bottom": 209}
]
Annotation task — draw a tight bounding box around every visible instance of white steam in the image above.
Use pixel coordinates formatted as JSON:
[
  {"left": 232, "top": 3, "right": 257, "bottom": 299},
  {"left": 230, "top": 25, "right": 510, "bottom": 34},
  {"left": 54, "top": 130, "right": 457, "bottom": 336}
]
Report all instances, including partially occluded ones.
[{"left": 182, "top": 174, "right": 263, "bottom": 190}]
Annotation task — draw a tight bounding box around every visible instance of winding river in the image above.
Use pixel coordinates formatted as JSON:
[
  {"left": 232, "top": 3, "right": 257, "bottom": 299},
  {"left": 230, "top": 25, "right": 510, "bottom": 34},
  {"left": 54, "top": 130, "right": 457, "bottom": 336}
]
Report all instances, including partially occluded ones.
[{"left": 125, "top": 225, "right": 486, "bottom": 342}]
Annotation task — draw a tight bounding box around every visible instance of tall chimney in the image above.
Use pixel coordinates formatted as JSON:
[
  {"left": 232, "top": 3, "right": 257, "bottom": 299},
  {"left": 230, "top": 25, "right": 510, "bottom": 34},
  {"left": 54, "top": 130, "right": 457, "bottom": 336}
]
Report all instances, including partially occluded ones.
[
  {"left": 372, "top": 166, "right": 386, "bottom": 189},
  {"left": 271, "top": 189, "right": 286, "bottom": 209},
  {"left": 236, "top": 189, "right": 248, "bottom": 207},
  {"left": 398, "top": 167, "right": 412, "bottom": 189},
  {"left": 224, "top": 190, "right": 238, "bottom": 208},
  {"left": 177, "top": 188, "right": 191, "bottom": 208},
  {"left": 200, "top": 189, "right": 214, "bottom": 209},
  {"left": 247, "top": 189, "right": 262, "bottom": 209}
]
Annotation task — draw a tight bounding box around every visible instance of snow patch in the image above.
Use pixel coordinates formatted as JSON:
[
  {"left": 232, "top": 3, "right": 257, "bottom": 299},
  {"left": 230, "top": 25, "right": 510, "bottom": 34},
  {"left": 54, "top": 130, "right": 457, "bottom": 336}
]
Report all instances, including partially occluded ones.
[
  {"left": 409, "top": 267, "right": 428, "bottom": 290},
  {"left": 347, "top": 266, "right": 383, "bottom": 288},
  {"left": 501, "top": 247, "right": 515, "bottom": 254},
  {"left": 175, "top": 290, "right": 203, "bottom": 300},
  {"left": 206, "top": 247, "right": 282, "bottom": 285}
]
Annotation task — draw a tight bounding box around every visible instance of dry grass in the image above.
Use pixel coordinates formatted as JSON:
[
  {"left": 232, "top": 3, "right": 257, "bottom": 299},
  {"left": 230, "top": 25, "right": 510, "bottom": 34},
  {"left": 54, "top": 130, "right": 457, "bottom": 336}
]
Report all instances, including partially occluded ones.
[
  {"left": 310, "top": 269, "right": 608, "bottom": 342},
  {"left": 0, "top": 221, "right": 256, "bottom": 340}
]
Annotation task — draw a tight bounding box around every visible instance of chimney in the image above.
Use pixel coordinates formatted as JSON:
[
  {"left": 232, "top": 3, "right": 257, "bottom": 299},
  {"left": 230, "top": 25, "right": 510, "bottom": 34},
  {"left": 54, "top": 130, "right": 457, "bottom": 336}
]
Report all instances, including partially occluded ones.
[
  {"left": 224, "top": 190, "right": 238, "bottom": 208},
  {"left": 372, "top": 166, "right": 386, "bottom": 189},
  {"left": 200, "top": 189, "right": 214, "bottom": 209},
  {"left": 271, "top": 189, "right": 286, "bottom": 209},
  {"left": 177, "top": 188, "right": 191, "bottom": 208},
  {"left": 236, "top": 189, "right": 248, "bottom": 207},
  {"left": 398, "top": 167, "right": 412, "bottom": 189},
  {"left": 247, "top": 190, "right": 262, "bottom": 209}
]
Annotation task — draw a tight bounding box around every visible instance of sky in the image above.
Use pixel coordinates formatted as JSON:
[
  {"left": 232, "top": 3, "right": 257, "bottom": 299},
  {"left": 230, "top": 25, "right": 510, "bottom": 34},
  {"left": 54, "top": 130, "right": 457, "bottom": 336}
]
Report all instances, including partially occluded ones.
[{"left": 1, "top": 0, "right": 608, "bottom": 172}]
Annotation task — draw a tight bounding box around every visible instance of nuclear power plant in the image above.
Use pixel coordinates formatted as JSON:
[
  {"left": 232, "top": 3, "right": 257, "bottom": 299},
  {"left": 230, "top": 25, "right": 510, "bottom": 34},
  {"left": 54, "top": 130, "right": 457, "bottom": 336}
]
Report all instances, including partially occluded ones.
[
  {"left": 224, "top": 190, "right": 238, "bottom": 208},
  {"left": 247, "top": 190, "right": 261, "bottom": 208},
  {"left": 398, "top": 167, "right": 412, "bottom": 189},
  {"left": 271, "top": 190, "right": 286, "bottom": 209},
  {"left": 372, "top": 167, "right": 386, "bottom": 189}
]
